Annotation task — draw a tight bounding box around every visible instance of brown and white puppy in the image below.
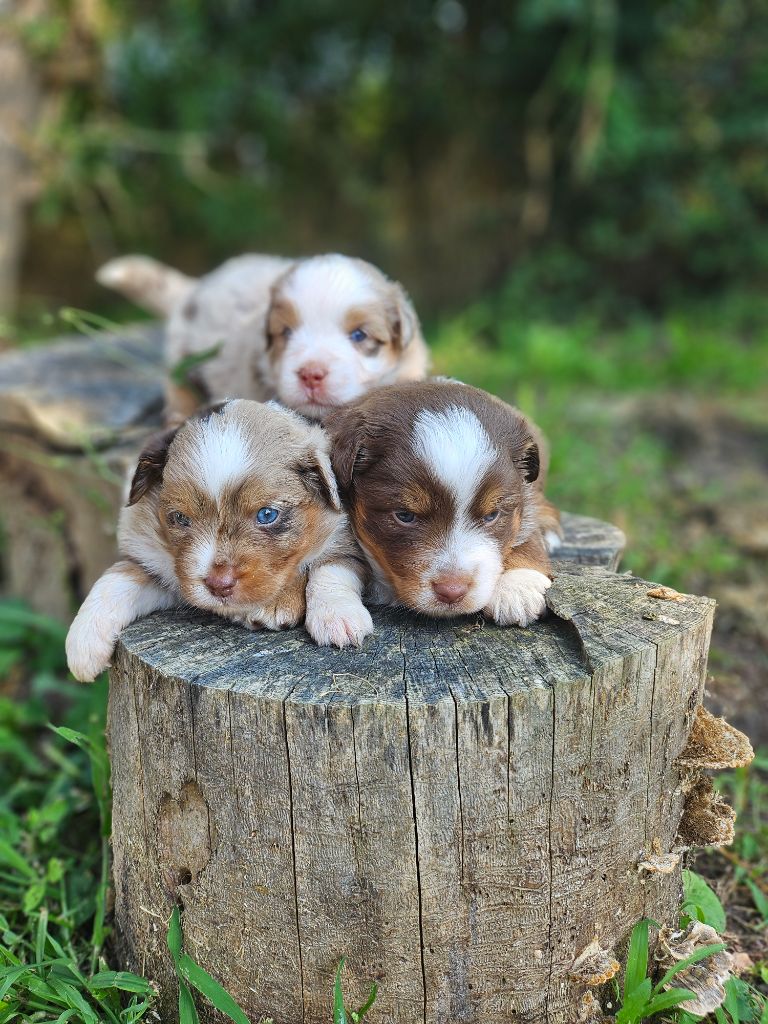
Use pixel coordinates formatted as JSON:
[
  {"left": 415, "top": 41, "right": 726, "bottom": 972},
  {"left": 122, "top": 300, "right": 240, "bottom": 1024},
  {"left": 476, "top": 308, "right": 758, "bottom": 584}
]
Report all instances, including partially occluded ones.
[
  {"left": 97, "top": 253, "right": 429, "bottom": 423},
  {"left": 65, "top": 400, "right": 372, "bottom": 682},
  {"left": 326, "top": 381, "right": 561, "bottom": 625}
]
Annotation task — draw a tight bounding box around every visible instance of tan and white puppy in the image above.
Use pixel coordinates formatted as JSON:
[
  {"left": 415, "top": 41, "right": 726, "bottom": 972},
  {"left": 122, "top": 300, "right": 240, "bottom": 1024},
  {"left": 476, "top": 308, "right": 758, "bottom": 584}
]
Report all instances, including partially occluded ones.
[
  {"left": 326, "top": 381, "right": 561, "bottom": 626},
  {"left": 65, "top": 400, "right": 372, "bottom": 682},
  {"left": 97, "top": 252, "right": 429, "bottom": 423}
]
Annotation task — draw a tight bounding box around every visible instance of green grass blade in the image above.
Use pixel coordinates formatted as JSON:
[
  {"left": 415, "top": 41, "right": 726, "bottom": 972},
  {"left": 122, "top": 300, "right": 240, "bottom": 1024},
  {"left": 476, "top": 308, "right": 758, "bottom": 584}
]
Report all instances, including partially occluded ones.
[
  {"left": 178, "top": 978, "right": 200, "bottom": 1024},
  {"left": 90, "top": 972, "right": 155, "bottom": 995},
  {"left": 623, "top": 918, "right": 649, "bottom": 998},
  {"left": 167, "top": 906, "right": 182, "bottom": 962},
  {"left": 354, "top": 982, "right": 378, "bottom": 1020},
  {"left": 644, "top": 988, "right": 697, "bottom": 1013},
  {"left": 0, "top": 839, "right": 36, "bottom": 878},
  {"left": 653, "top": 942, "right": 727, "bottom": 994},
  {"left": 178, "top": 954, "right": 249, "bottom": 1024},
  {"left": 334, "top": 959, "right": 348, "bottom": 1024}
]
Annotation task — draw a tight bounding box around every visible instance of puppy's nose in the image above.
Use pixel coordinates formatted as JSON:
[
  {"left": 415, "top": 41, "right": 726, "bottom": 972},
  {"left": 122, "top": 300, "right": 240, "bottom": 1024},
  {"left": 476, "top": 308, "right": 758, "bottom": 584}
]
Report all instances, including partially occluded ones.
[
  {"left": 204, "top": 565, "right": 237, "bottom": 598},
  {"left": 432, "top": 576, "right": 471, "bottom": 605},
  {"left": 297, "top": 362, "right": 328, "bottom": 387}
]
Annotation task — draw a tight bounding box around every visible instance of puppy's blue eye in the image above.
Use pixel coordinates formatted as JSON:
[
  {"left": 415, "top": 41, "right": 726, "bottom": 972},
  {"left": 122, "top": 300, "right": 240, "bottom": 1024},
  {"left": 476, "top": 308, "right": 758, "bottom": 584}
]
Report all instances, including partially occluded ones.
[
  {"left": 282, "top": 326, "right": 292, "bottom": 340},
  {"left": 394, "top": 510, "right": 416, "bottom": 524},
  {"left": 256, "top": 507, "right": 280, "bottom": 525},
  {"left": 349, "top": 328, "right": 368, "bottom": 344},
  {"left": 483, "top": 510, "right": 500, "bottom": 523},
  {"left": 171, "top": 511, "right": 191, "bottom": 527}
]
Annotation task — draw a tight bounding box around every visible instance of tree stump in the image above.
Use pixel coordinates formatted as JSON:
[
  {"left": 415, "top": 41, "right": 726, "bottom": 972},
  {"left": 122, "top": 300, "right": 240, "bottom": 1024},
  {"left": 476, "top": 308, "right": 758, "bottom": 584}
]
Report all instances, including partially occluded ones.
[{"left": 108, "top": 563, "right": 734, "bottom": 1024}]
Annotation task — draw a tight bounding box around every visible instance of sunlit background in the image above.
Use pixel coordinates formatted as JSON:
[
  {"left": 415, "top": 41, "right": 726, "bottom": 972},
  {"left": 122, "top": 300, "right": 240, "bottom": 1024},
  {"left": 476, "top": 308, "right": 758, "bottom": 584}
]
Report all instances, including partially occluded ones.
[{"left": 0, "top": 2, "right": 766, "bottom": 1016}]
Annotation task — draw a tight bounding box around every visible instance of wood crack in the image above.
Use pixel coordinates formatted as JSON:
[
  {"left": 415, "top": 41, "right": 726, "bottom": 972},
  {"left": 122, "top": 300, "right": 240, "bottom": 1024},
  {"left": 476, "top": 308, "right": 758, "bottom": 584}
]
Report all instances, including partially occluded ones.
[
  {"left": 401, "top": 627, "right": 428, "bottom": 1024},
  {"left": 281, "top": 699, "right": 306, "bottom": 1022}
]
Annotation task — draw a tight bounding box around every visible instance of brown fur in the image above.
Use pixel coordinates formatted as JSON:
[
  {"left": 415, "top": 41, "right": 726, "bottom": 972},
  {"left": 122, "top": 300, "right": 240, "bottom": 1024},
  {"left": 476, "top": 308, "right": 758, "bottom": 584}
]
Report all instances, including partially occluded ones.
[{"left": 327, "top": 380, "right": 559, "bottom": 614}]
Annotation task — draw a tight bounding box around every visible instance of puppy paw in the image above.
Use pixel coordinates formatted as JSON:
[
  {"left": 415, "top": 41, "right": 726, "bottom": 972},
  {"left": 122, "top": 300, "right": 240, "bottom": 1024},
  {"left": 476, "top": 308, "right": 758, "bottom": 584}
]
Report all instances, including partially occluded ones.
[
  {"left": 484, "top": 568, "right": 552, "bottom": 627},
  {"left": 65, "top": 620, "right": 114, "bottom": 682},
  {"left": 244, "top": 599, "right": 305, "bottom": 632},
  {"left": 305, "top": 593, "right": 374, "bottom": 648}
]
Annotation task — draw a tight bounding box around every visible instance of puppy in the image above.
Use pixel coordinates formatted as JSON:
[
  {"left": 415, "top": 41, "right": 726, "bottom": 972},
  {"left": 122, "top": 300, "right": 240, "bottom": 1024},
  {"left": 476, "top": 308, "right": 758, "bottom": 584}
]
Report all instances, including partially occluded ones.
[
  {"left": 97, "top": 252, "right": 429, "bottom": 423},
  {"left": 65, "top": 400, "right": 372, "bottom": 682},
  {"left": 325, "top": 380, "right": 561, "bottom": 625}
]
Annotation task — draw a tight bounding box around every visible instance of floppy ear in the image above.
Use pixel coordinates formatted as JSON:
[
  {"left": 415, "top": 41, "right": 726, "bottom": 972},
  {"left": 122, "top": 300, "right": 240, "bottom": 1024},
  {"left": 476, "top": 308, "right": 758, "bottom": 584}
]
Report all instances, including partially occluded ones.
[
  {"left": 296, "top": 448, "right": 342, "bottom": 512},
  {"left": 509, "top": 437, "right": 540, "bottom": 484},
  {"left": 127, "top": 426, "right": 179, "bottom": 506},
  {"left": 518, "top": 441, "right": 540, "bottom": 483},
  {"left": 325, "top": 406, "right": 372, "bottom": 491},
  {"left": 388, "top": 282, "right": 420, "bottom": 350}
]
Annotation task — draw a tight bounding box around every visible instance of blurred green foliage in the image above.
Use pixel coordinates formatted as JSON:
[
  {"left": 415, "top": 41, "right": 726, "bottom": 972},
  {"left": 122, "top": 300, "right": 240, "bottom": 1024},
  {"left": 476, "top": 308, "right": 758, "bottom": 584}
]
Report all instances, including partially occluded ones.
[{"left": 14, "top": 0, "right": 768, "bottom": 311}]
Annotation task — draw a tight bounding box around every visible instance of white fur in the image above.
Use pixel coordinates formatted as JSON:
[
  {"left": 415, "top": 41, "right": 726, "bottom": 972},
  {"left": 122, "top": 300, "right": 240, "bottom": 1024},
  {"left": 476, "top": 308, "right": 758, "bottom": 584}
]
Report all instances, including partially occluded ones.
[
  {"left": 407, "top": 406, "right": 504, "bottom": 615},
  {"left": 65, "top": 563, "right": 178, "bottom": 682},
  {"left": 544, "top": 529, "right": 562, "bottom": 552},
  {"left": 412, "top": 406, "right": 497, "bottom": 503},
  {"left": 305, "top": 562, "right": 373, "bottom": 648},
  {"left": 272, "top": 255, "right": 424, "bottom": 417},
  {"left": 175, "top": 415, "right": 252, "bottom": 501},
  {"left": 483, "top": 568, "right": 551, "bottom": 626}
]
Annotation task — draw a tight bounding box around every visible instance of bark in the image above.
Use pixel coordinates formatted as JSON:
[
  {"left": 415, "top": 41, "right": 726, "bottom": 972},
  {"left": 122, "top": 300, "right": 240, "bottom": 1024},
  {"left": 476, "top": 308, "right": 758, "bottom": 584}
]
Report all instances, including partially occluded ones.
[{"left": 108, "top": 564, "right": 720, "bottom": 1024}]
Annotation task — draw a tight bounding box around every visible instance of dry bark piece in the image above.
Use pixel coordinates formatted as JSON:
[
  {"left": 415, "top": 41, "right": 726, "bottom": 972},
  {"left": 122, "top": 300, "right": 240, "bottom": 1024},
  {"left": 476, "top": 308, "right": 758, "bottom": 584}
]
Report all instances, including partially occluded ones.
[
  {"left": 638, "top": 851, "right": 680, "bottom": 875},
  {"left": 647, "top": 585, "right": 686, "bottom": 602},
  {"left": 677, "top": 777, "right": 736, "bottom": 848},
  {"left": 656, "top": 921, "right": 733, "bottom": 1015},
  {"left": 577, "top": 991, "right": 608, "bottom": 1023},
  {"left": 677, "top": 705, "right": 754, "bottom": 771},
  {"left": 569, "top": 940, "right": 621, "bottom": 987}
]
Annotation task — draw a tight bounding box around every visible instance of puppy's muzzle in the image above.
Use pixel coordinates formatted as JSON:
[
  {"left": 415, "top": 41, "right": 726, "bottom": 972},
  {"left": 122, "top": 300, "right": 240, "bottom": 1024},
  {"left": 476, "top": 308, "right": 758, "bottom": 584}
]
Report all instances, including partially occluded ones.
[
  {"left": 297, "top": 362, "right": 329, "bottom": 392},
  {"left": 431, "top": 574, "right": 472, "bottom": 606},
  {"left": 204, "top": 564, "right": 238, "bottom": 598}
]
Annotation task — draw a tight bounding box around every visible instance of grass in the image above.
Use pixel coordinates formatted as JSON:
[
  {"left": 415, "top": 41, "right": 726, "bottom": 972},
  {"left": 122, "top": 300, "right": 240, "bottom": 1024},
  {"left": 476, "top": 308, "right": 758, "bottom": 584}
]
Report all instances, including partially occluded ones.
[{"left": 2, "top": 285, "right": 768, "bottom": 1019}]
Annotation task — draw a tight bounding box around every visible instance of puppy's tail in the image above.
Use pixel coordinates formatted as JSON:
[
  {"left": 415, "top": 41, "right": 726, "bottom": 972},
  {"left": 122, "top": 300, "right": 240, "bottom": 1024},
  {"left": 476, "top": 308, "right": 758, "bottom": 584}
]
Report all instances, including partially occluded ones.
[{"left": 96, "top": 255, "right": 196, "bottom": 316}]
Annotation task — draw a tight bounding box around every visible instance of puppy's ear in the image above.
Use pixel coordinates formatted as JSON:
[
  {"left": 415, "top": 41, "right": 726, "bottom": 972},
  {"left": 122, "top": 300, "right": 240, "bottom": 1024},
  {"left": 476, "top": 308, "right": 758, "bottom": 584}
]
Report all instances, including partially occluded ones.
[
  {"left": 325, "top": 406, "right": 372, "bottom": 491},
  {"left": 518, "top": 441, "right": 540, "bottom": 483},
  {"left": 127, "top": 427, "right": 179, "bottom": 506},
  {"left": 296, "top": 448, "right": 342, "bottom": 512},
  {"left": 388, "top": 282, "right": 420, "bottom": 350}
]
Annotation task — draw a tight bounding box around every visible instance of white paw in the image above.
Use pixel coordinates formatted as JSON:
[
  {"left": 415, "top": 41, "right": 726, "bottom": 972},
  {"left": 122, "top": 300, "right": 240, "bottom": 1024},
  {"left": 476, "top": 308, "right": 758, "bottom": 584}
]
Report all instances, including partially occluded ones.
[
  {"left": 65, "top": 617, "right": 115, "bottom": 682},
  {"left": 305, "top": 593, "right": 374, "bottom": 648},
  {"left": 544, "top": 529, "right": 562, "bottom": 553},
  {"left": 484, "top": 569, "right": 552, "bottom": 627},
  {"left": 238, "top": 602, "right": 304, "bottom": 632}
]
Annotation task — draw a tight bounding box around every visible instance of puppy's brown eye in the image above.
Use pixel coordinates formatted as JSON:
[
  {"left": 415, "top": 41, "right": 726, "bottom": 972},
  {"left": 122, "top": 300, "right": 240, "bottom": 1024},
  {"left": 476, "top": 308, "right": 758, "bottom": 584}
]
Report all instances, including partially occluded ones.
[
  {"left": 170, "top": 511, "right": 191, "bottom": 528},
  {"left": 482, "top": 510, "right": 500, "bottom": 524},
  {"left": 393, "top": 510, "right": 416, "bottom": 524}
]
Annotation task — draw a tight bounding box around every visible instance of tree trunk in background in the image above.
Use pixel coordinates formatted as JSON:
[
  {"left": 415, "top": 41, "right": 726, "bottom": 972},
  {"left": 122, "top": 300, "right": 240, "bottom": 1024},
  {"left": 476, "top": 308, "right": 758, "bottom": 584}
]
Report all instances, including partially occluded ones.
[{"left": 0, "top": 0, "right": 39, "bottom": 318}]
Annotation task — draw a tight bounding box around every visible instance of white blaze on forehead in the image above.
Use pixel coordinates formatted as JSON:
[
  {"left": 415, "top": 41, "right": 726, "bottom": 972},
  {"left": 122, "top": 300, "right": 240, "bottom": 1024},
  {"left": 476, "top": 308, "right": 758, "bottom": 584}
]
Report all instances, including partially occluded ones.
[
  {"left": 179, "top": 415, "right": 252, "bottom": 500},
  {"left": 284, "top": 256, "right": 376, "bottom": 322},
  {"left": 412, "top": 406, "right": 498, "bottom": 505}
]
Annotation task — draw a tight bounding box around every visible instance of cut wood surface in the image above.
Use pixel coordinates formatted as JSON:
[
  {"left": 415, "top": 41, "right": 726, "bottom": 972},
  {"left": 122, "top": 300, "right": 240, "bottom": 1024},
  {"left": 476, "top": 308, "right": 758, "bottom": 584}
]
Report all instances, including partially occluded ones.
[{"left": 109, "top": 564, "right": 718, "bottom": 1024}]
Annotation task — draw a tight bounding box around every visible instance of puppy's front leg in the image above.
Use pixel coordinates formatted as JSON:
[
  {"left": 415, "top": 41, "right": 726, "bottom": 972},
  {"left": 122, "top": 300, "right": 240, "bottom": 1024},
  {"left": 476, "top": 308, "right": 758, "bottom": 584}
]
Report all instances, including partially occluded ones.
[
  {"left": 484, "top": 539, "right": 552, "bottom": 628},
  {"left": 65, "top": 560, "right": 178, "bottom": 682},
  {"left": 305, "top": 559, "right": 373, "bottom": 649},
  {"left": 235, "top": 572, "right": 306, "bottom": 632}
]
